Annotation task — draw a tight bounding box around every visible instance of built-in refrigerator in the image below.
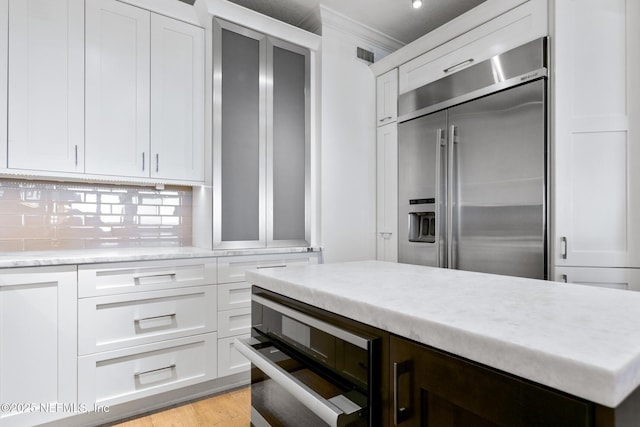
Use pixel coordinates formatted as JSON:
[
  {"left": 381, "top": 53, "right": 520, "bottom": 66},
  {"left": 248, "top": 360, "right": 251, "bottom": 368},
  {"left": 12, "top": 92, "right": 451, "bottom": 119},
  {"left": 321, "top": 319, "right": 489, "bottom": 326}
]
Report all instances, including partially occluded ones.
[{"left": 398, "top": 38, "right": 548, "bottom": 279}]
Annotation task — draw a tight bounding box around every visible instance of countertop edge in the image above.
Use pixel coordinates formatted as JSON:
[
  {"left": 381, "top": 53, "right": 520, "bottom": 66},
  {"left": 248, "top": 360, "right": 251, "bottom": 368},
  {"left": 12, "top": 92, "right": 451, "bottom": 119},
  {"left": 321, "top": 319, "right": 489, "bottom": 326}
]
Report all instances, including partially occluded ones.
[{"left": 0, "top": 246, "right": 323, "bottom": 269}]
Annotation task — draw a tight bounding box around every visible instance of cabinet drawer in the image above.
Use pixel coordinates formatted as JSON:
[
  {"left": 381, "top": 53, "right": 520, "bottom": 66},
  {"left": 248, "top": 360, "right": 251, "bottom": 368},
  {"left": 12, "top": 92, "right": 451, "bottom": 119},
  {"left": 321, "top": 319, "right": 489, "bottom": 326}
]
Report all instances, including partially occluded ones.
[
  {"left": 399, "top": 0, "right": 547, "bottom": 94},
  {"left": 217, "top": 307, "right": 251, "bottom": 338},
  {"left": 217, "top": 252, "right": 320, "bottom": 284},
  {"left": 78, "top": 258, "right": 217, "bottom": 297},
  {"left": 218, "top": 282, "right": 251, "bottom": 310},
  {"left": 78, "top": 286, "right": 217, "bottom": 355},
  {"left": 218, "top": 335, "right": 250, "bottom": 378},
  {"left": 78, "top": 333, "right": 217, "bottom": 407}
]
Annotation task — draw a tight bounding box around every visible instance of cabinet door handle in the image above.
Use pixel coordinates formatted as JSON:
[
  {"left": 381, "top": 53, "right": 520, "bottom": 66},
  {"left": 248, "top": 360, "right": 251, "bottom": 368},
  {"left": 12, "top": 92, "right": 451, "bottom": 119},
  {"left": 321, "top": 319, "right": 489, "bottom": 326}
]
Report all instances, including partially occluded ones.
[
  {"left": 256, "top": 265, "right": 287, "bottom": 269},
  {"left": 380, "top": 232, "right": 393, "bottom": 240},
  {"left": 444, "top": 58, "right": 474, "bottom": 73},
  {"left": 561, "top": 274, "right": 568, "bottom": 283},
  {"left": 393, "top": 360, "right": 412, "bottom": 425},
  {"left": 142, "top": 152, "right": 146, "bottom": 171},
  {"left": 75, "top": 145, "right": 78, "bottom": 166},
  {"left": 379, "top": 116, "right": 393, "bottom": 123},
  {"left": 561, "top": 236, "right": 568, "bottom": 259},
  {"left": 156, "top": 154, "right": 159, "bottom": 173}
]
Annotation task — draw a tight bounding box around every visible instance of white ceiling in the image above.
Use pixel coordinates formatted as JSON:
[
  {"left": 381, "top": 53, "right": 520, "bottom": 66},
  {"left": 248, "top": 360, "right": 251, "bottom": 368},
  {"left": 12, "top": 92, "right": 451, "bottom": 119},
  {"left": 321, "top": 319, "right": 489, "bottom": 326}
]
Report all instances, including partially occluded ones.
[{"left": 225, "top": 0, "right": 486, "bottom": 45}]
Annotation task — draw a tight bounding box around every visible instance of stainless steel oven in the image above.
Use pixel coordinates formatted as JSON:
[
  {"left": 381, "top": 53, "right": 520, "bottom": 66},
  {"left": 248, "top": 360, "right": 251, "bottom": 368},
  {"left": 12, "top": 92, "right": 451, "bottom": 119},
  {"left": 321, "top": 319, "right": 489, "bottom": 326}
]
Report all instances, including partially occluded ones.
[{"left": 234, "top": 287, "right": 384, "bottom": 427}]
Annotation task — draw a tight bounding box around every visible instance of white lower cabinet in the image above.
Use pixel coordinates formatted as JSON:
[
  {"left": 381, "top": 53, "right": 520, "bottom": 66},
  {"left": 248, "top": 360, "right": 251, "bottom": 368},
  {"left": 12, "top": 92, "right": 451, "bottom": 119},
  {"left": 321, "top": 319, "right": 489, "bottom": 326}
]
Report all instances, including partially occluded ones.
[
  {"left": 0, "top": 266, "right": 77, "bottom": 427},
  {"left": 217, "top": 335, "right": 251, "bottom": 377},
  {"left": 554, "top": 266, "right": 640, "bottom": 292},
  {"left": 78, "top": 285, "right": 217, "bottom": 355},
  {"left": 214, "top": 252, "right": 321, "bottom": 377},
  {"left": 78, "top": 333, "right": 217, "bottom": 408}
]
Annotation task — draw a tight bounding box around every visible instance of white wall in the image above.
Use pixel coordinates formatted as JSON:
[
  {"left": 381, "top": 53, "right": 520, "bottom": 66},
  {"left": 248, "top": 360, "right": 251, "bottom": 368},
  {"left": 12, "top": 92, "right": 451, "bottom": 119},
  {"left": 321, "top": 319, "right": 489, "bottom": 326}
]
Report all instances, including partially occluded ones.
[{"left": 319, "top": 11, "right": 399, "bottom": 263}]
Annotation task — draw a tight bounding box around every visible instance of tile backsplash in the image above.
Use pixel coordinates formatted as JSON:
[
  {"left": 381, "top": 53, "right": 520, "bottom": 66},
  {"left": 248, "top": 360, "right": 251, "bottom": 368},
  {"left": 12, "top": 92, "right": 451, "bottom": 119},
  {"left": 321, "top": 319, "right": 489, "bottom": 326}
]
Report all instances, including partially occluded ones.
[{"left": 0, "top": 180, "right": 192, "bottom": 252}]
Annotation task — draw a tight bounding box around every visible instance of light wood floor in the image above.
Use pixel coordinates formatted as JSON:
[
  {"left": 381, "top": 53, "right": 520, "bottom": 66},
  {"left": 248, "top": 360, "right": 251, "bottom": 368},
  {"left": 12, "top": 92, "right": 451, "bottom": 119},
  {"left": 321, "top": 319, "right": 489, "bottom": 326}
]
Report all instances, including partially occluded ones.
[{"left": 110, "top": 387, "right": 250, "bottom": 427}]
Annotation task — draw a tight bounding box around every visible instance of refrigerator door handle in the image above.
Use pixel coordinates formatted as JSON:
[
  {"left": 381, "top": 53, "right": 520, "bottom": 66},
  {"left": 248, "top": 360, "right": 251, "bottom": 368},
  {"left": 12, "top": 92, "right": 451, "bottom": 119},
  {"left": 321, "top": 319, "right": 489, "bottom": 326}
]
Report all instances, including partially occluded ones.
[
  {"left": 435, "top": 128, "right": 445, "bottom": 268},
  {"left": 447, "top": 125, "right": 458, "bottom": 269}
]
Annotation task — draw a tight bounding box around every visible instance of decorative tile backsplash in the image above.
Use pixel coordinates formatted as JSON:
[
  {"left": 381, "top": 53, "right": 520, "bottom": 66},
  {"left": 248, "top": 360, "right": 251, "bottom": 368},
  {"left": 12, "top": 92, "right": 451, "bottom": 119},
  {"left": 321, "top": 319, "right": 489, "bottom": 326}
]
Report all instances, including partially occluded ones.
[{"left": 0, "top": 180, "right": 192, "bottom": 252}]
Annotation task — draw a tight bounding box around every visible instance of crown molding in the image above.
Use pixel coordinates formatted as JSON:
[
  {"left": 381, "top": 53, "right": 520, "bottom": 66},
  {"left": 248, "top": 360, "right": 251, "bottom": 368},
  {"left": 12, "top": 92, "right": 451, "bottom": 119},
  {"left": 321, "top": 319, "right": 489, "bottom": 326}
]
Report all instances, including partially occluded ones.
[{"left": 319, "top": 5, "right": 404, "bottom": 53}]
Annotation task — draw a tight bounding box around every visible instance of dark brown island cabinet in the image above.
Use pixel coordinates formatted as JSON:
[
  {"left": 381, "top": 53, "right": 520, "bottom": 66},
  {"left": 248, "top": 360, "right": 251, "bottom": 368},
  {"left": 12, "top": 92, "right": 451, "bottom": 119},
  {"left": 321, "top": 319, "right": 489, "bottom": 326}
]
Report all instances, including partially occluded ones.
[{"left": 389, "top": 335, "right": 640, "bottom": 427}]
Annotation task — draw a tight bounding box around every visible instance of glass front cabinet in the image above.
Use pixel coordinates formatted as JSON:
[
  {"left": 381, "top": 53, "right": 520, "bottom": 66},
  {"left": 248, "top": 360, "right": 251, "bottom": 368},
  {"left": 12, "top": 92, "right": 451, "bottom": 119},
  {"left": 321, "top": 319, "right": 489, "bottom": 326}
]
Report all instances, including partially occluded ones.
[{"left": 213, "top": 19, "right": 311, "bottom": 249}]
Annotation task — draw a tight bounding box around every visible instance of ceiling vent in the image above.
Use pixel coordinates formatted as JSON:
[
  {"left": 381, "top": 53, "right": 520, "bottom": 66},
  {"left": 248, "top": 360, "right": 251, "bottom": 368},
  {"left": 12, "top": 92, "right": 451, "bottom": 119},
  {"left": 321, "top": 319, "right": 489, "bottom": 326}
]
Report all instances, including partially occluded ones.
[{"left": 356, "top": 47, "right": 375, "bottom": 64}]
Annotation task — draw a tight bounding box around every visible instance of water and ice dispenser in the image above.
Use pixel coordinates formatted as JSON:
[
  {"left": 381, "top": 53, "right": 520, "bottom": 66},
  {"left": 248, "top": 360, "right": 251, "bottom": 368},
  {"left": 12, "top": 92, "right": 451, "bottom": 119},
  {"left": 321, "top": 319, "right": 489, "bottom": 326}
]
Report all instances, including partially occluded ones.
[{"left": 408, "top": 199, "right": 435, "bottom": 243}]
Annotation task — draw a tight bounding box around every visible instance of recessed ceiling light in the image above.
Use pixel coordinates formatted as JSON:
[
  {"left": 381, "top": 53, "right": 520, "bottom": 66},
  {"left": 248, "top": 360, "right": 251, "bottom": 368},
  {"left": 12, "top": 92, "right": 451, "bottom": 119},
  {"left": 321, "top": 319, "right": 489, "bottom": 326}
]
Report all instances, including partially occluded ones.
[{"left": 412, "top": 0, "right": 423, "bottom": 9}]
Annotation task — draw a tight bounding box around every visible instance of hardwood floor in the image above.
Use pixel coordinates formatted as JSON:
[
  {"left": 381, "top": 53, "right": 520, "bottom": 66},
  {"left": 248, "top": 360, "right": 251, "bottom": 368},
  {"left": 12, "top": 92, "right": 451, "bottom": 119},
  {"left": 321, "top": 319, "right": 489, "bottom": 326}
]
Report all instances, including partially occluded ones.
[{"left": 110, "top": 387, "right": 250, "bottom": 427}]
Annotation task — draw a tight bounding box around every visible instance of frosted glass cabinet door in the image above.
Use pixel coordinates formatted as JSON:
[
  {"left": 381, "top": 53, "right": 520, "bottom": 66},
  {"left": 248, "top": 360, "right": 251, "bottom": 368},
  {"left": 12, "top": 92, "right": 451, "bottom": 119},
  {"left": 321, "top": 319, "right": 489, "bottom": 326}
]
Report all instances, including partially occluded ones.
[
  {"left": 8, "top": 0, "right": 84, "bottom": 173},
  {"left": 214, "top": 22, "right": 265, "bottom": 247},
  {"left": 213, "top": 20, "right": 311, "bottom": 249},
  {"left": 268, "top": 42, "right": 310, "bottom": 246},
  {"left": 85, "top": 0, "right": 150, "bottom": 178},
  {"left": 150, "top": 14, "right": 204, "bottom": 182}
]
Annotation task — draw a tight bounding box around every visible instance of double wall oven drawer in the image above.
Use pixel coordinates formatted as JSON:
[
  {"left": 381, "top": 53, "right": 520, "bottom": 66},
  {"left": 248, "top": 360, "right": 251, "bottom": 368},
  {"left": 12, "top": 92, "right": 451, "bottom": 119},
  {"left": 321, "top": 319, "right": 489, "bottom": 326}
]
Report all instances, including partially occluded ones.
[{"left": 240, "top": 289, "right": 383, "bottom": 427}]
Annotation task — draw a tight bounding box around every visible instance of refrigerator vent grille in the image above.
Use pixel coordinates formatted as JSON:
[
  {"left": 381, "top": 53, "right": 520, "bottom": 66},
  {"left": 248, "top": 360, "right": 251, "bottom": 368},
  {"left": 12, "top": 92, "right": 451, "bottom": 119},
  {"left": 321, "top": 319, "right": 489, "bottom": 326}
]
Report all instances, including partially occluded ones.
[{"left": 356, "top": 47, "right": 375, "bottom": 64}]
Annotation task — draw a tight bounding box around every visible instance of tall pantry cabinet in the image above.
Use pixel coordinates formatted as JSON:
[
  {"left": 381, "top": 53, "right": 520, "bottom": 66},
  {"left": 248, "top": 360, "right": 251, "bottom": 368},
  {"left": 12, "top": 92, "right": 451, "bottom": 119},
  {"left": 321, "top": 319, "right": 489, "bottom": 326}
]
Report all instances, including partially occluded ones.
[
  {"left": 376, "top": 69, "right": 398, "bottom": 262},
  {"left": 552, "top": 0, "right": 640, "bottom": 289}
]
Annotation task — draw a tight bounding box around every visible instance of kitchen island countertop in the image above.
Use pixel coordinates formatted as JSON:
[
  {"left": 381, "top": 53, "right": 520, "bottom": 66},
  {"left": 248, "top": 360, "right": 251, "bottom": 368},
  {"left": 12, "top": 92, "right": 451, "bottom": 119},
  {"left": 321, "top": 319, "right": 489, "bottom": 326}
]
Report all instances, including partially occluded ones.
[{"left": 246, "top": 260, "right": 640, "bottom": 408}]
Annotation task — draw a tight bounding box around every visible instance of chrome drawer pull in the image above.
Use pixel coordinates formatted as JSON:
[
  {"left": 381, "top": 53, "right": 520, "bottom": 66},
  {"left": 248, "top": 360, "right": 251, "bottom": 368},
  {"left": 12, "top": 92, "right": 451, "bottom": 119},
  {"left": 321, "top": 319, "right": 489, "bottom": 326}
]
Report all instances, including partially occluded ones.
[
  {"left": 135, "top": 313, "right": 176, "bottom": 323},
  {"left": 133, "top": 273, "right": 177, "bottom": 280},
  {"left": 256, "top": 265, "right": 287, "bottom": 269},
  {"left": 134, "top": 364, "right": 176, "bottom": 377}
]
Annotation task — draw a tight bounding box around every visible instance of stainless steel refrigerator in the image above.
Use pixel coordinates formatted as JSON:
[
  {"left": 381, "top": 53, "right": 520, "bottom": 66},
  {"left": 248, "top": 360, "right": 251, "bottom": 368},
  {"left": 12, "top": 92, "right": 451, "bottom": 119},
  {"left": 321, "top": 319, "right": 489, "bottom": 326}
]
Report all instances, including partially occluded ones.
[{"left": 398, "top": 38, "right": 548, "bottom": 279}]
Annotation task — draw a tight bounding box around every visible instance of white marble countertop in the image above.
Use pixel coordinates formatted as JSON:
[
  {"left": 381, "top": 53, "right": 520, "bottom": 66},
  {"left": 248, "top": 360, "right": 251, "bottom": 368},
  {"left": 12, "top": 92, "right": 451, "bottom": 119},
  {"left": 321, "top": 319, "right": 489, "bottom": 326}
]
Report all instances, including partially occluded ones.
[
  {"left": 0, "top": 246, "right": 322, "bottom": 268},
  {"left": 246, "top": 260, "right": 640, "bottom": 408}
]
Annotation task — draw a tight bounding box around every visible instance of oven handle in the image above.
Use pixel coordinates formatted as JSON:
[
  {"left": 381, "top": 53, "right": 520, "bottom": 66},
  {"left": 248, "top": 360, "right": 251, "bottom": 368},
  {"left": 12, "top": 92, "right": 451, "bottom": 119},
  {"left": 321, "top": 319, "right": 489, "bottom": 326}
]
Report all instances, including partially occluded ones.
[{"left": 234, "top": 337, "right": 362, "bottom": 427}]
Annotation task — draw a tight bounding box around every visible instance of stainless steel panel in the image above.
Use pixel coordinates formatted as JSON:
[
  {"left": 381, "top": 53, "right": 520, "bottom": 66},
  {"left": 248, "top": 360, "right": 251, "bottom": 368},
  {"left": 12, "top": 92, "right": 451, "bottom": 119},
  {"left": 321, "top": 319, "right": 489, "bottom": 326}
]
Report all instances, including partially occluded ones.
[
  {"left": 448, "top": 79, "right": 546, "bottom": 279},
  {"left": 398, "top": 111, "right": 447, "bottom": 267},
  {"left": 399, "top": 37, "right": 547, "bottom": 120}
]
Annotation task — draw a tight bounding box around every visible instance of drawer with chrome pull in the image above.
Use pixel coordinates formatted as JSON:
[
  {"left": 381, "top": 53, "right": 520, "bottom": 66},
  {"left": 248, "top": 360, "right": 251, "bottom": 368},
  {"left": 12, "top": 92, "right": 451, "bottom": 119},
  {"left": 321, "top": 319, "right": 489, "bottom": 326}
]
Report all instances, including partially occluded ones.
[
  {"left": 78, "top": 258, "right": 217, "bottom": 298},
  {"left": 78, "top": 286, "right": 217, "bottom": 355},
  {"left": 217, "top": 252, "right": 320, "bottom": 284},
  {"left": 78, "top": 333, "right": 217, "bottom": 407}
]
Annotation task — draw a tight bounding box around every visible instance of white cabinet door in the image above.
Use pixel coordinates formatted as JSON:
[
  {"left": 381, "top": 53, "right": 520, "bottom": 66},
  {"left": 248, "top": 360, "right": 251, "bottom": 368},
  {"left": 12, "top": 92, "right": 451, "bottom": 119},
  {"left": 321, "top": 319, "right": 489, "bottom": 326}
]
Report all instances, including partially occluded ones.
[
  {"left": 151, "top": 14, "right": 204, "bottom": 181},
  {"left": 376, "top": 123, "right": 398, "bottom": 262},
  {"left": 554, "top": 266, "right": 640, "bottom": 292},
  {"left": 376, "top": 69, "right": 397, "bottom": 126},
  {"left": 0, "top": 266, "right": 77, "bottom": 427},
  {"left": 7, "top": 0, "right": 84, "bottom": 173},
  {"left": 85, "top": 0, "right": 150, "bottom": 177},
  {"left": 0, "top": 0, "right": 7, "bottom": 169},
  {"left": 553, "top": 0, "right": 639, "bottom": 268}
]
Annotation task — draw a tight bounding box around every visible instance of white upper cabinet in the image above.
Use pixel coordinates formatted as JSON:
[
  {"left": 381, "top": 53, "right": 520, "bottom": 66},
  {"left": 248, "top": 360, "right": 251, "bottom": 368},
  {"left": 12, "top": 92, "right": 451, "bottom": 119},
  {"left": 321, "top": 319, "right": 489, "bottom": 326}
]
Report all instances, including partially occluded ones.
[
  {"left": 552, "top": 0, "right": 639, "bottom": 267},
  {"left": 376, "top": 69, "right": 397, "bottom": 126},
  {"left": 150, "top": 14, "right": 205, "bottom": 181},
  {"left": 85, "top": 0, "right": 150, "bottom": 178},
  {"left": 85, "top": 0, "right": 205, "bottom": 182},
  {"left": 7, "top": 0, "right": 84, "bottom": 173}
]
